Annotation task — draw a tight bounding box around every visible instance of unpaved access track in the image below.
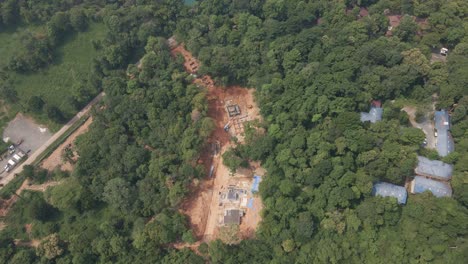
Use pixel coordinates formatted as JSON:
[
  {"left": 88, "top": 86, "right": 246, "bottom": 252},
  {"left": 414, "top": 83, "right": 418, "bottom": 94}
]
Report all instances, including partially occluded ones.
[
  {"left": 402, "top": 105, "right": 436, "bottom": 149},
  {"left": 172, "top": 44, "right": 263, "bottom": 243}
]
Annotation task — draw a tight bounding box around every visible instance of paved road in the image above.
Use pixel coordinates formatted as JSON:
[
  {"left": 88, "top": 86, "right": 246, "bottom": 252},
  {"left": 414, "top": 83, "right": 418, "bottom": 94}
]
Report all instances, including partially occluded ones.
[{"left": 0, "top": 92, "right": 105, "bottom": 188}]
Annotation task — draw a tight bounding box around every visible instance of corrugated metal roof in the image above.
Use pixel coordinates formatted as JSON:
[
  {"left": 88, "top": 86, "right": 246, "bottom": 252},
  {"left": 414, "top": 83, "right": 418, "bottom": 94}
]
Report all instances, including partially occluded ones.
[
  {"left": 372, "top": 182, "right": 408, "bottom": 204},
  {"left": 360, "top": 107, "right": 383, "bottom": 123},
  {"left": 415, "top": 156, "right": 453, "bottom": 180},
  {"left": 412, "top": 176, "right": 452, "bottom": 197}
]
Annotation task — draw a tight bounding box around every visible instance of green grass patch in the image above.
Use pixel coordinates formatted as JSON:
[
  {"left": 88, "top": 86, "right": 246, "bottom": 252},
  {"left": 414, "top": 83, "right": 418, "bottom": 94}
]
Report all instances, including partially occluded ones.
[{"left": 4, "top": 23, "right": 105, "bottom": 130}]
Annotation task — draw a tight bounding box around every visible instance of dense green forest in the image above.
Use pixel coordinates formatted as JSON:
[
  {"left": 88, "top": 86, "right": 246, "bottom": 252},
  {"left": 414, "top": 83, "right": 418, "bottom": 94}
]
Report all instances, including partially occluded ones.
[{"left": 1, "top": 0, "right": 467, "bottom": 263}]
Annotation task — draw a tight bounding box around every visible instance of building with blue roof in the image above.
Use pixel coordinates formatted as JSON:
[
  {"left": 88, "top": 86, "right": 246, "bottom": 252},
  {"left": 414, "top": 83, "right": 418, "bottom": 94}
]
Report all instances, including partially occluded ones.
[
  {"left": 372, "top": 182, "right": 408, "bottom": 204},
  {"left": 434, "top": 110, "right": 455, "bottom": 157},
  {"left": 410, "top": 176, "right": 452, "bottom": 198},
  {"left": 360, "top": 101, "right": 383, "bottom": 123},
  {"left": 415, "top": 156, "right": 453, "bottom": 181}
]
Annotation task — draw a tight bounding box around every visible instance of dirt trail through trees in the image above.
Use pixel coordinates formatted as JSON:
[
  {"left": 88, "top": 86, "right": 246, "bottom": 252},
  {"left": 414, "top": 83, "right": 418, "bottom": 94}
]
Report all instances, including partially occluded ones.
[{"left": 171, "top": 44, "right": 263, "bottom": 243}]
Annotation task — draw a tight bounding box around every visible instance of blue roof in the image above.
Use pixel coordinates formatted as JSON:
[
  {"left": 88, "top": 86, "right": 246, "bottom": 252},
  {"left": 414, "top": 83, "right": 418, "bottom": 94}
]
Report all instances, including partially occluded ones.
[
  {"left": 372, "top": 182, "right": 408, "bottom": 204},
  {"left": 251, "top": 175, "right": 262, "bottom": 193},
  {"left": 360, "top": 107, "right": 383, "bottom": 123},
  {"left": 415, "top": 156, "right": 453, "bottom": 180},
  {"left": 412, "top": 176, "right": 452, "bottom": 197}
]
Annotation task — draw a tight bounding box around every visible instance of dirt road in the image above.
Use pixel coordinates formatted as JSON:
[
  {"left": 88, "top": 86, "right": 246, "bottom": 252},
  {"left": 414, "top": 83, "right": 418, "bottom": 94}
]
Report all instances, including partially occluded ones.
[
  {"left": 402, "top": 106, "right": 436, "bottom": 149},
  {"left": 0, "top": 92, "right": 105, "bottom": 188}
]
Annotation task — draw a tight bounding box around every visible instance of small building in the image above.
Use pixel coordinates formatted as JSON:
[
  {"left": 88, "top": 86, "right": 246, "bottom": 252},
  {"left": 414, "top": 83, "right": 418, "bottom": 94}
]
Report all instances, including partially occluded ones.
[
  {"left": 434, "top": 110, "right": 455, "bottom": 157},
  {"left": 415, "top": 156, "right": 453, "bottom": 181},
  {"left": 223, "top": 209, "right": 242, "bottom": 225},
  {"left": 372, "top": 182, "right": 408, "bottom": 204},
  {"left": 220, "top": 186, "right": 247, "bottom": 206},
  {"left": 227, "top": 188, "right": 241, "bottom": 202},
  {"left": 360, "top": 100, "right": 383, "bottom": 123},
  {"left": 226, "top": 104, "right": 241, "bottom": 118},
  {"left": 410, "top": 176, "right": 452, "bottom": 198}
]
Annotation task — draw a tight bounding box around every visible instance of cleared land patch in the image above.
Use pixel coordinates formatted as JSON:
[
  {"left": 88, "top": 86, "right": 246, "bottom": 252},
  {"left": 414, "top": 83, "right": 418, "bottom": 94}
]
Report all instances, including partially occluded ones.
[
  {"left": 41, "top": 117, "right": 92, "bottom": 172},
  {"left": 172, "top": 44, "right": 264, "bottom": 244}
]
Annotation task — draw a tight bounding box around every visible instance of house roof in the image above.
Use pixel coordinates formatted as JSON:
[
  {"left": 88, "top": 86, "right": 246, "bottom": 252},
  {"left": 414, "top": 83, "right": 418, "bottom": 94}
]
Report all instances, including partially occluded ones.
[
  {"left": 223, "top": 209, "right": 241, "bottom": 225},
  {"left": 371, "top": 100, "right": 382, "bottom": 108},
  {"left": 412, "top": 176, "right": 452, "bottom": 198},
  {"left": 360, "top": 107, "right": 383, "bottom": 123},
  {"left": 372, "top": 182, "right": 408, "bottom": 204},
  {"left": 415, "top": 156, "right": 453, "bottom": 180}
]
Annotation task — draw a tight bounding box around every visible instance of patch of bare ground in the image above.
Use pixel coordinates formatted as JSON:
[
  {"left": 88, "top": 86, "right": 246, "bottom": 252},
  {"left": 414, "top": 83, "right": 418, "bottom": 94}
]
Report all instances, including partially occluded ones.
[
  {"left": 172, "top": 44, "right": 264, "bottom": 245},
  {"left": 14, "top": 238, "right": 41, "bottom": 248},
  {"left": 402, "top": 104, "right": 436, "bottom": 149},
  {"left": 40, "top": 117, "right": 93, "bottom": 171}
]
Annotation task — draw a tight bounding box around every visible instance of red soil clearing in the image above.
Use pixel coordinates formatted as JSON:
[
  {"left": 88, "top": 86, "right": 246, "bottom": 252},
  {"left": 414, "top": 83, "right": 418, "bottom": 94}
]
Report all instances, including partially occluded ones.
[{"left": 171, "top": 44, "right": 263, "bottom": 242}]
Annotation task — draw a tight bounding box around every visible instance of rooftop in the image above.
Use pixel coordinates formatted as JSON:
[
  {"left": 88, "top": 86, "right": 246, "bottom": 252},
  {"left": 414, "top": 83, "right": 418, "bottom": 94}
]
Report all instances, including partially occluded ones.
[
  {"left": 360, "top": 107, "right": 383, "bottom": 123},
  {"left": 372, "top": 182, "right": 408, "bottom": 204},
  {"left": 415, "top": 156, "right": 453, "bottom": 180},
  {"left": 411, "top": 176, "right": 452, "bottom": 198},
  {"left": 227, "top": 104, "right": 241, "bottom": 117},
  {"left": 223, "top": 209, "right": 242, "bottom": 225},
  {"left": 227, "top": 188, "right": 241, "bottom": 201}
]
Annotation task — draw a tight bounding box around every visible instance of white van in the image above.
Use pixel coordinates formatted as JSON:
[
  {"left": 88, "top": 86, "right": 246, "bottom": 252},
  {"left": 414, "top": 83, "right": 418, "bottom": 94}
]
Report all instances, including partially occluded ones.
[{"left": 13, "top": 154, "right": 22, "bottom": 162}]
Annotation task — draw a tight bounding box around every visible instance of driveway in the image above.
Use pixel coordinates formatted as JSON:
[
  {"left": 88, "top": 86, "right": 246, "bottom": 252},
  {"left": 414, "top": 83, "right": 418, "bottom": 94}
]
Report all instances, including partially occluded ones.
[{"left": 402, "top": 106, "right": 436, "bottom": 149}]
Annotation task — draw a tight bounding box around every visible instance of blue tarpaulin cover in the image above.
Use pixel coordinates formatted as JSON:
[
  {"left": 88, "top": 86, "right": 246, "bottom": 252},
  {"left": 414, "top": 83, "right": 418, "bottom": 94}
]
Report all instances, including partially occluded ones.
[
  {"left": 251, "top": 175, "right": 262, "bottom": 193},
  {"left": 247, "top": 198, "right": 254, "bottom": 208}
]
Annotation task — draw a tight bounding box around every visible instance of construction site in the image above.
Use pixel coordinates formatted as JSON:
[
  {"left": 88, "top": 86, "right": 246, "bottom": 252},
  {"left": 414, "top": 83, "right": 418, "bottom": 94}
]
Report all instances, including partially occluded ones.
[{"left": 170, "top": 38, "right": 264, "bottom": 243}]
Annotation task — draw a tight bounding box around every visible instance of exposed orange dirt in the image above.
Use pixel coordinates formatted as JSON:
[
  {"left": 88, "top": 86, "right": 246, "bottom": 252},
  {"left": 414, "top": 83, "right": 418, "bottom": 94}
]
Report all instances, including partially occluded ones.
[
  {"left": 172, "top": 43, "right": 263, "bottom": 243},
  {"left": 41, "top": 117, "right": 93, "bottom": 171}
]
